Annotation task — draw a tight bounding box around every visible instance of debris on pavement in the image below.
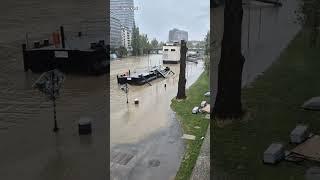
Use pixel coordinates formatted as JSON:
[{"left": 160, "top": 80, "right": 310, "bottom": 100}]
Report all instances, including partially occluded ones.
[
  {"left": 291, "top": 135, "right": 320, "bottom": 162},
  {"left": 200, "top": 101, "right": 207, "bottom": 108},
  {"left": 201, "top": 104, "right": 210, "bottom": 114},
  {"left": 290, "top": 125, "right": 309, "bottom": 144},
  {"left": 192, "top": 106, "right": 199, "bottom": 114},
  {"left": 263, "top": 143, "right": 285, "bottom": 164},
  {"left": 181, "top": 134, "right": 196, "bottom": 140}
]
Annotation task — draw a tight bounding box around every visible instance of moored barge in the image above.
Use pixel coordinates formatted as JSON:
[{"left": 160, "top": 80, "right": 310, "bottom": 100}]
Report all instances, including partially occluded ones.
[
  {"left": 117, "top": 66, "right": 173, "bottom": 85},
  {"left": 22, "top": 26, "right": 108, "bottom": 75}
]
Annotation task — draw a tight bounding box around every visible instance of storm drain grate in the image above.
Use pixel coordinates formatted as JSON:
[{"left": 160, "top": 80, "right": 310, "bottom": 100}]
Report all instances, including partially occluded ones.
[
  {"left": 111, "top": 151, "right": 134, "bottom": 165},
  {"left": 148, "top": 159, "right": 160, "bottom": 167}
]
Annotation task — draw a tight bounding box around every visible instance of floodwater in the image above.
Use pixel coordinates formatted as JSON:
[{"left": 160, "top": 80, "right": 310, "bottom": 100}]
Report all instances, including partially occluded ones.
[
  {"left": 110, "top": 55, "right": 204, "bottom": 179},
  {"left": 110, "top": 55, "right": 204, "bottom": 145},
  {"left": 0, "top": 0, "right": 205, "bottom": 179},
  {"left": 0, "top": 0, "right": 107, "bottom": 180}
]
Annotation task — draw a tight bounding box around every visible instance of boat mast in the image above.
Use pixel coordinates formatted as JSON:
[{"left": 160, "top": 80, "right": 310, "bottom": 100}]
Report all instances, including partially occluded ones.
[
  {"left": 148, "top": 50, "right": 150, "bottom": 71},
  {"left": 60, "top": 26, "right": 65, "bottom": 49}
]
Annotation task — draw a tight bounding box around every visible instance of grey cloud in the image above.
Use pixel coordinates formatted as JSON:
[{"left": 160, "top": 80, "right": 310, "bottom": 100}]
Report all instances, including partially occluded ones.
[{"left": 134, "top": 0, "right": 209, "bottom": 41}]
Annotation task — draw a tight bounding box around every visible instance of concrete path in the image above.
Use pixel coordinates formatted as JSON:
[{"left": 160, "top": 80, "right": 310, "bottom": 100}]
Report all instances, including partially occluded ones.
[
  {"left": 110, "top": 110, "right": 184, "bottom": 180},
  {"left": 190, "top": 126, "right": 210, "bottom": 180}
]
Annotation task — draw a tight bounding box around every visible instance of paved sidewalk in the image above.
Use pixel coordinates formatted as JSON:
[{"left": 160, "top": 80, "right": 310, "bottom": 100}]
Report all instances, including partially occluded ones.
[{"left": 190, "top": 126, "right": 210, "bottom": 180}]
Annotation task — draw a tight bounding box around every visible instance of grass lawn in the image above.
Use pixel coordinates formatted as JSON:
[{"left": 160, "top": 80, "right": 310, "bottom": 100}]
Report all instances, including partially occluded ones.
[
  {"left": 171, "top": 72, "right": 210, "bottom": 180},
  {"left": 213, "top": 31, "right": 320, "bottom": 179}
]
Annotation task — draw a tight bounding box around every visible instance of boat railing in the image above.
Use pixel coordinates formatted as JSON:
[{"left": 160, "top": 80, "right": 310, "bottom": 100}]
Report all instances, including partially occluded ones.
[{"left": 132, "top": 65, "right": 163, "bottom": 73}]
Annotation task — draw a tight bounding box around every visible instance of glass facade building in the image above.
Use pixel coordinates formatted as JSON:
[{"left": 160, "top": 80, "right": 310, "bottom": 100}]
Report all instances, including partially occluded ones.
[
  {"left": 121, "top": 26, "right": 132, "bottom": 51},
  {"left": 110, "top": 0, "right": 135, "bottom": 31},
  {"left": 110, "top": 12, "right": 122, "bottom": 48},
  {"left": 168, "top": 28, "right": 188, "bottom": 43}
]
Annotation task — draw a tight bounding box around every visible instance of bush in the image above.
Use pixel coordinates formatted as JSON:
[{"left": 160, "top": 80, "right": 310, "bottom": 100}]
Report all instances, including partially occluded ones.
[{"left": 116, "top": 46, "right": 127, "bottom": 58}]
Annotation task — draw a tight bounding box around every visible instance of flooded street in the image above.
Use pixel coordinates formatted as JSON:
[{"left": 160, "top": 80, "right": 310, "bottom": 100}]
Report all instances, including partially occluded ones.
[
  {"left": 110, "top": 55, "right": 203, "bottom": 145},
  {"left": 0, "top": 0, "right": 205, "bottom": 179},
  {"left": 0, "top": 0, "right": 107, "bottom": 179},
  {"left": 110, "top": 55, "right": 204, "bottom": 179}
]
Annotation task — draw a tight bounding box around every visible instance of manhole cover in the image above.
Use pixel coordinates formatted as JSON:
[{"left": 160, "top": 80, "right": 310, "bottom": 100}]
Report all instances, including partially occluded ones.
[
  {"left": 111, "top": 151, "right": 134, "bottom": 165},
  {"left": 148, "top": 159, "right": 160, "bottom": 167}
]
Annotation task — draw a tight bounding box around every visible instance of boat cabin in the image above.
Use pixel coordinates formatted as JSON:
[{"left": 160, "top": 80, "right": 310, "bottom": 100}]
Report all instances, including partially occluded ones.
[{"left": 162, "top": 42, "right": 180, "bottom": 64}]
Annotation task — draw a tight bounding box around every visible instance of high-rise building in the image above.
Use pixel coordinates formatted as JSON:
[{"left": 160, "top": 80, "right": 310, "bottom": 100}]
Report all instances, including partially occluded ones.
[
  {"left": 121, "top": 26, "right": 132, "bottom": 51},
  {"left": 168, "top": 28, "right": 188, "bottom": 43},
  {"left": 110, "top": 0, "right": 135, "bottom": 31},
  {"left": 110, "top": 12, "right": 122, "bottom": 48}
]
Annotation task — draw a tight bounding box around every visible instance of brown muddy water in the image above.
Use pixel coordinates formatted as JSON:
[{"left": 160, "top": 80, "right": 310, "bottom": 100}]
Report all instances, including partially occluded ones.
[
  {"left": 110, "top": 54, "right": 204, "bottom": 145},
  {"left": 0, "top": 0, "right": 205, "bottom": 179},
  {"left": 0, "top": 0, "right": 107, "bottom": 179},
  {"left": 110, "top": 54, "right": 204, "bottom": 180}
]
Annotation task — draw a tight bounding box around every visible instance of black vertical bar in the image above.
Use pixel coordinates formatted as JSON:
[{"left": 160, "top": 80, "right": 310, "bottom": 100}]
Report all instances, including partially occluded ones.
[
  {"left": 52, "top": 72, "right": 59, "bottom": 132},
  {"left": 60, "top": 26, "right": 65, "bottom": 48},
  {"left": 148, "top": 50, "right": 150, "bottom": 71},
  {"left": 22, "top": 44, "right": 28, "bottom": 71},
  {"left": 126, "top": 83, "right": 128, "bottom": 104}
]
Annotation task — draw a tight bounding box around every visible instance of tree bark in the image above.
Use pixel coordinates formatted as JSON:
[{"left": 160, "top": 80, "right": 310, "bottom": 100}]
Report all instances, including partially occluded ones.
[
  {"left": 213, "top": 0, "right": 245, "bottom": 119},
  {"left": 176, "top": 40, "right": 188, "bottom": 99}
]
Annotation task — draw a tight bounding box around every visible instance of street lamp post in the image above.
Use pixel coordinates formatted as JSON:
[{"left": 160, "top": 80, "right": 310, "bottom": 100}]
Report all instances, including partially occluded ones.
[
  {"left": 52, "top": 72, "right": 59, "bottom": 132},
  {"left": 33, "top": 69, "right": 64, "bottom": 134},
  {"left": 126, "top": 82, "right": 129, "bottom": 104}
]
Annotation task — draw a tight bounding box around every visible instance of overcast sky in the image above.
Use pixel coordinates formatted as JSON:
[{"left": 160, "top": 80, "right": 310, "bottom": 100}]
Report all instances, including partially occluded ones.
[{"left": 134, "top": 0, "right": 209, "bottom": 42}]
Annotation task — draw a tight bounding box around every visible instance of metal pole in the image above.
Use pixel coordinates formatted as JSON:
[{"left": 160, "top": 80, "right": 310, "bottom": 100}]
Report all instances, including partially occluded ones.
[
  {"left": 126, "top": 83, "right": 128, "bottom": 104},
  {"left": 148, "top": 51, "right": 150, "bottom": 71},
  {"left": 22, "top": 44, "right": 28, "bottom": 72},
  {"left": 60, "top": 26, "right": 65, "bottom": 49},
  {"left": 52, "top": 72, "right": 59, "bottom": 132}
]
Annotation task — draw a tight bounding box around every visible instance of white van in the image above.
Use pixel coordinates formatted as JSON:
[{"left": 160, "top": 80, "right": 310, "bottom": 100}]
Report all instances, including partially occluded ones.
[{"left": 162, "top": 42, "right": 180, "bottom": 64}]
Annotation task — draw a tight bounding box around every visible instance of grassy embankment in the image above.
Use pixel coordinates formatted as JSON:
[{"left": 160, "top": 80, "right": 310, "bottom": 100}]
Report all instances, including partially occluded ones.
[
  {"left": 213, "top": 31, "right": 320, "bottom": 179},
  {"left": 171, "top": 71, "right": 210, "bottom": 180}
]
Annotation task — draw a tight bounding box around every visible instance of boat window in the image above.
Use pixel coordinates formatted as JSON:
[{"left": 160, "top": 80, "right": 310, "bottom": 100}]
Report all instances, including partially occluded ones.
[
  {"left": 171, "top": 49, "right": 176, "bottom": 51},
  {"left": 164, "top": 49, "right": 169, "bottom": 51}
]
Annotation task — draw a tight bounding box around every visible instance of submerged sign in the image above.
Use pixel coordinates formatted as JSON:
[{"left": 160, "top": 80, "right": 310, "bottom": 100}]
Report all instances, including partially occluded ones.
[{"left": 33, "top": 69, "right": 65, "bottom": 100}]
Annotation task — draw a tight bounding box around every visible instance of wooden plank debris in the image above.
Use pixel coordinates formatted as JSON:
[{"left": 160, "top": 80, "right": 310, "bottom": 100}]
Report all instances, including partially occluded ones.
[{"left": 291, "top": 135, "right": 320, "bottom": 162}]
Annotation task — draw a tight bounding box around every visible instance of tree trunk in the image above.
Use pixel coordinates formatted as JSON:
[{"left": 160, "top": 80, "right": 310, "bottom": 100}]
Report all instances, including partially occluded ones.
[
  {"left": 213, "top": 0, "right": 245, "bottom": 119},
  {"left": 176, "top": 40, "right": 188, "bottom": 99}
]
